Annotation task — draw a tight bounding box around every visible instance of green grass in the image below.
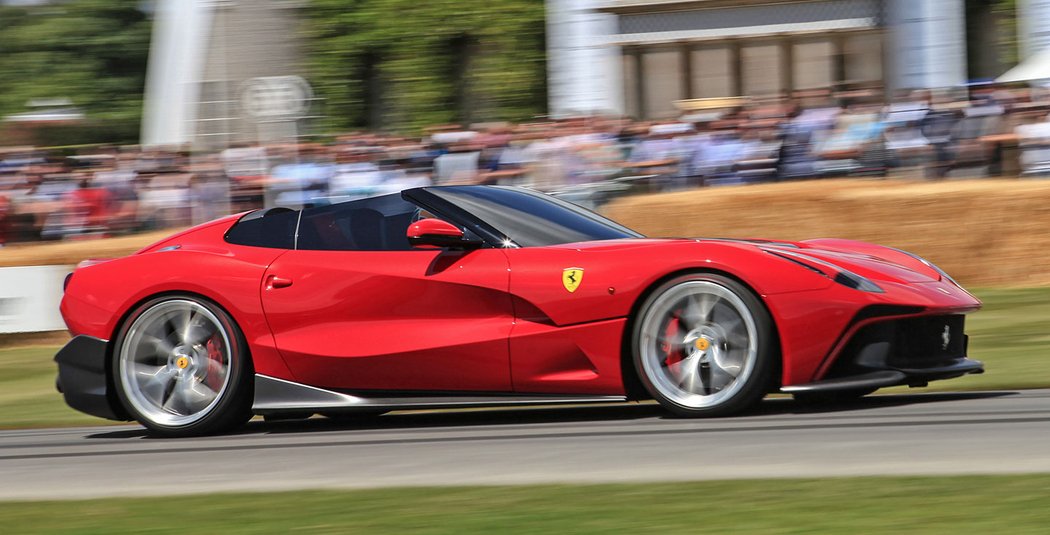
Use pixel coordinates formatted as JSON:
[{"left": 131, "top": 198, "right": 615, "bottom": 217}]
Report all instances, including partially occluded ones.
[
  {"left": 2, "top": 476, "right": 1050, "bottom": 534},
  {"left": 2, "top": 287, "right": 1049, "bottom": 429},
  {"left": 0, "top": 345, "right": 102, "bottom": 429}
]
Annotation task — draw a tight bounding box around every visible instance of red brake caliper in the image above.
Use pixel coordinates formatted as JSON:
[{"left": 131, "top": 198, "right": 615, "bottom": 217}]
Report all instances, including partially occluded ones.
[
  {"left": 662, "top": 310, "right": 686, "bottom": 368},
  {"left": 204, "top": 336, "right": 224, "bottom": 390}
]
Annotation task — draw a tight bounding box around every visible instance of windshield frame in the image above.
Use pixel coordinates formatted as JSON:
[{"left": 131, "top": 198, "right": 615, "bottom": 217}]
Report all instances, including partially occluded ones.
[{"left": 402, "top": 185, "right": 644, "bottom": 248}]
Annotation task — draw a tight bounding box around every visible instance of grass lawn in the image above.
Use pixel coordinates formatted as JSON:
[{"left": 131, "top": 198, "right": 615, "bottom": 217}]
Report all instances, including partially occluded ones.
[
  {"left": 0, "top": 345, "right": 101, "bottom": 429},
  {"left": 3, "top": 476, "right": 1050, "bottom": 534},
  {"left": 2, "top": 287, "right": 1048, "bottom": 429}
]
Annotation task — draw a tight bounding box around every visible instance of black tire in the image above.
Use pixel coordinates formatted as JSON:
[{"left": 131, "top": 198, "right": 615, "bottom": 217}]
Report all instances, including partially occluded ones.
[
  {"left": 111, "top": 295, "right": 254, "bottom": 437},
  {"left": 631, "top": 273, "right": 776, "bottom": 417},
  {"left": 792, "top": 388, "right": 878, "bottom": 405}
]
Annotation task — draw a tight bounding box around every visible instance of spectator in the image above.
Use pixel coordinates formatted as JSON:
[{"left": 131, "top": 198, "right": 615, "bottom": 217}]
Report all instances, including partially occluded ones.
[
  {"left": 433, "top": 142, "right": 481, "bottom": 184},
  {"left": 66, "top": 176, "right": 112, "bottom": 237},
  {"left": 4, "top": 84, "right": 1049, "bottom": 244},
  {"left": 266, "top": 144, "right": 335, "bottom": 208}
]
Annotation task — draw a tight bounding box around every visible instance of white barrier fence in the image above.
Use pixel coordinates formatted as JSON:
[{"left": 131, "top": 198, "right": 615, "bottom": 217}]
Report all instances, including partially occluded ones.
[{"left": 0, "top": 265, "right": 71, "bottom": 334}]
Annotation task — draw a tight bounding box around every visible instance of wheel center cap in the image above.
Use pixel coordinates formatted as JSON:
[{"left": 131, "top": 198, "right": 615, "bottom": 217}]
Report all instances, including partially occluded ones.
[
  {"left": 694, "top": 338, "right": 711, "bottom": 351},
  {"left": 175, "top": 356, "right": 190, "bottom": 369}
]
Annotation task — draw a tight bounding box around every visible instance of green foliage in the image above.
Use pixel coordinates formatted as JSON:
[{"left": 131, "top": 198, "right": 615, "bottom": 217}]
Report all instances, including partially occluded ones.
[
  {"left": 0, "top": 1, "right": 151, "bottom": 145},
  {"left": 303, "top": 0, "right": 548, "bottom": 132},
  {"left": 0, "top": 345, "right": 102, "bottom": 430}
]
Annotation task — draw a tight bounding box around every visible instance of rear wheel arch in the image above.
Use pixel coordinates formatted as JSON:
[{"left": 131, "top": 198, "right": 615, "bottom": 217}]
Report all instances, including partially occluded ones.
[
  {"left": 110, "top": 290, "right": 246, "bottom": 345},
  {"left": 108, "top": 291, "right": 253, "bottom": 384},
  {"left": 100, "top": 291, "right": 226, "bottom": 422},
  {"left": 109, "top": 291, "right": 255, "bottom": 436}
]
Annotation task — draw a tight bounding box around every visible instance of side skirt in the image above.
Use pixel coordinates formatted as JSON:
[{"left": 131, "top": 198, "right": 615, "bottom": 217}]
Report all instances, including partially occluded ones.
[
  {"left": 252, "top": 374, "right": 628, "bottom": 414},
  {"left": 780, "top": 370, "right": 907, "bottom": 394},
  {"left": 780, "top": 357, "right": 984, "bottom": 394}
]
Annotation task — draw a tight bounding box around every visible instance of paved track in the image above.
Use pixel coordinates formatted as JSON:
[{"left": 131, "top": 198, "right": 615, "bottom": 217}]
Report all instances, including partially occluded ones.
[{"left": 3, "top": 390, "right": 1050, "bottom": 500}]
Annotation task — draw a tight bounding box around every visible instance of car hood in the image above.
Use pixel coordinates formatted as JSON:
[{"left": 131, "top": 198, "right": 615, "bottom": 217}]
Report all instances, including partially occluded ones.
[
  {"left": 556, "top": 237, "right": 943, "bottom": 285},
  {"left": 716, "top": 237, "right": 942, "bottom": 284}
]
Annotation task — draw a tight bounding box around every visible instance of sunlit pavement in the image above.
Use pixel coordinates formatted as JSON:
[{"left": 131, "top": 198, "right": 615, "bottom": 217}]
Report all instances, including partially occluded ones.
[{"left": 2, "top": 389, "right": 1049, "bottom": 500}]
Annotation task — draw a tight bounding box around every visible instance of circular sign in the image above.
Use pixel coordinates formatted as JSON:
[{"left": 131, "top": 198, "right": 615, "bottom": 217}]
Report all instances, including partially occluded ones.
[{"left": 240, "top": 76, "right": 313, "bottom": 119}]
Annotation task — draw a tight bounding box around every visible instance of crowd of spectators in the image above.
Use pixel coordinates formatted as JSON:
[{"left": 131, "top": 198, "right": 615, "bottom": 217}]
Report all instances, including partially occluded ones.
[{"left": 4, "top": 85, "right": 1050, "bottom": 246}]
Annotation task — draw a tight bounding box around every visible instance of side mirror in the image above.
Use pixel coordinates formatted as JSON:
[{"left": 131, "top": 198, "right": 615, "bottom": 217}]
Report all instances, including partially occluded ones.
[{"left": 407, "top": 218, "right": 483, "bottom": 249}]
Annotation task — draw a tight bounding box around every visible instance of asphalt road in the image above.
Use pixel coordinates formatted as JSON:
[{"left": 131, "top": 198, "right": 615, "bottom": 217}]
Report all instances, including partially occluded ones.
[{"left": 2, "top": 389, "right": 1049, "bottom": 501}]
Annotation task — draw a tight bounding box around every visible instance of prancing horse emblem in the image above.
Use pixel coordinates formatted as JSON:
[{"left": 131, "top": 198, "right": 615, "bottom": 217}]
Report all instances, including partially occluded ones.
[
  {"left": 562, "top": 267, "right": 584, "bottom": 293},
  {"left": 941, "top": 325, "right": 951, "bottom": 350}
]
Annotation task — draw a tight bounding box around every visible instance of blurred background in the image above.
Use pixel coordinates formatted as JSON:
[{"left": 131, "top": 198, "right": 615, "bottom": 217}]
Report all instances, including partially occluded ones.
[
  {"left": 3, "top": 0, "right": 1050, "bottom": 246},
  {"left": 4, "top": 5, "right": 1050, "bottom": 525}
]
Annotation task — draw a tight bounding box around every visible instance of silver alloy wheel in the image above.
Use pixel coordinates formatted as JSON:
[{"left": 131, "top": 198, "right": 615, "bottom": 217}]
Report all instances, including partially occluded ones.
[
  {"left": 637, "top": 280, "right": 759, "bottom": 409},
  {"left": 118, "top": 299, "right": 233, "bottom": 427}
]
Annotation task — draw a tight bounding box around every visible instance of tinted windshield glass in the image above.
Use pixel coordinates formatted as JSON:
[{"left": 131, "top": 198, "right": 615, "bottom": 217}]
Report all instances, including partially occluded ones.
[{"left": 422, "top": 186, "right": 643, "bottom": 247}]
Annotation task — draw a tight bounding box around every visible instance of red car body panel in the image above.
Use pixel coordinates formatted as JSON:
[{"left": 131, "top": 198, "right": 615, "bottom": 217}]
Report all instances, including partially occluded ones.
[
  {"left": 508, "top": 317, "right": 627, "bottom": 394},
  {"left": 60, "top": 217, "right": 295, "bottom": 379},
  {"left": 259, "top": 248, "right": 514, "bottom": 391},
  {"left": 58, "top": 198, "right": 981, "bottom": 401},
  {"left": 498, "top": 239, "right": 825, "bottom": 393},
  {"left": 762, "top": 280, "right": 978, "bottom": 385}
]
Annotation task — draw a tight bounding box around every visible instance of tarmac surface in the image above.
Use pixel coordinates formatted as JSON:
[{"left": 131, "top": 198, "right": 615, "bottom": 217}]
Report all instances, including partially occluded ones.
[{"left": 2, "top": 389, "right": 1049, "bottom": 500}]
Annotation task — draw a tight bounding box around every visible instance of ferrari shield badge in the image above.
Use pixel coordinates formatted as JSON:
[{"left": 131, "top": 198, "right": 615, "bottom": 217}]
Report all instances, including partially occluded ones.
[{"left": 562, "top": 267, "right": 584, "bottom": 293}]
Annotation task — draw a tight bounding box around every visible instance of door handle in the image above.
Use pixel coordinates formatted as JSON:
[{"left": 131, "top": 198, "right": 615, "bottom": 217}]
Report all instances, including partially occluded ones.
[{"left": 267, "top": 275, "right": 293, "bottom": 289}]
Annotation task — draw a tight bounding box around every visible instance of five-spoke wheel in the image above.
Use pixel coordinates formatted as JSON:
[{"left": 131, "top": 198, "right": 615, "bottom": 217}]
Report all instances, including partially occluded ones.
[
  {"left": 632, "top": 273, "right": 775, "bottom": 417},
  {"left": 113, "top": 296, "right": 252, "bottom": 436}
]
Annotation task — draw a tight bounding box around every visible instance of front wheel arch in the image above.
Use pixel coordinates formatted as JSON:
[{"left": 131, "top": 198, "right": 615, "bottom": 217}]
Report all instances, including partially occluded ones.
[{"left": 620, "top": 268, "right": 782, "bottom": 403}]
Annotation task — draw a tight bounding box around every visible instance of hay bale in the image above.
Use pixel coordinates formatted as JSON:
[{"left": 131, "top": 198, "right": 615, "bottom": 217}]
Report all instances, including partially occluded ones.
[
  {"left": 604, "top": 179, "right": 1050, "bottom": 287},
  {"left": 0, "top": 229, "right": 180, "bottom": 268}
]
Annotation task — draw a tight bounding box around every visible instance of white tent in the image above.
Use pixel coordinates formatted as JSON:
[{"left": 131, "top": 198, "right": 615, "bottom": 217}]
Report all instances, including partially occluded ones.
[{"left": 997, "top": 48, "right": 1050, "bottom": 83}]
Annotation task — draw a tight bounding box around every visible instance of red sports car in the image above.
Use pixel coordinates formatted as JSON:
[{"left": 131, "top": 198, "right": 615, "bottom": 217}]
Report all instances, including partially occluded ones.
[{"left": 56, "top": 186, "right": 983, "bottom": 436}]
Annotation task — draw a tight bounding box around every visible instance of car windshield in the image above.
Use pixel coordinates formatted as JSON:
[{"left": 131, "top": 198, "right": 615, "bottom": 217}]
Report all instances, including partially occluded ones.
[{"left": 418, "top": 186, "right": 643, "bottom": 247}]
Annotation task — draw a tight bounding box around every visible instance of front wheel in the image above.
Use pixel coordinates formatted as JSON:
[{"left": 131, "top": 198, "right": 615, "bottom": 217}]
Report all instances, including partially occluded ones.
[
  {"left": 112, "top": 296, "right": 253, "bottom": 437},
  {"left": 632, "top": 274, "right": 776, "bottom": 417}
]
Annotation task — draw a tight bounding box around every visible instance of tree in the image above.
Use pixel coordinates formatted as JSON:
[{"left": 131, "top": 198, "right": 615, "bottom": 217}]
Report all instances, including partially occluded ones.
[
  {"left": 303, "top": 0, "right": 548, "bottom": 132},
  {"left": 0, "top": 0, "right": 151, "bottom": 144}
]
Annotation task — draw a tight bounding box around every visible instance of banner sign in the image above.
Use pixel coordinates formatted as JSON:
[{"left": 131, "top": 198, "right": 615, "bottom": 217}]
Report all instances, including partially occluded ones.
[{"left": 0, "top": 265, "right": 70, "bottom": 334}]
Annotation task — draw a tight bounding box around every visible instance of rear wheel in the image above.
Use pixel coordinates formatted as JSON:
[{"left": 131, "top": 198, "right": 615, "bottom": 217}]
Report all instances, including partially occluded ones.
[
  {"left": 632, "top": 274, "right": 775, "bottom": 417},
  {"left": 112, "top": 296, "right": 253, "bottom": 437}
]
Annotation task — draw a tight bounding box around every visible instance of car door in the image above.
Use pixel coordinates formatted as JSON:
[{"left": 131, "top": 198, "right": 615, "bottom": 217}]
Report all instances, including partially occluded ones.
[
  {"left": 396, "top": 185, "right": 648, "bottom": 397},
  {"left": 502, "top": 244, "right": 644, "bottom": 396},
  {"left": 259, "top": 194, "right": 514, "bottom": 392}
]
